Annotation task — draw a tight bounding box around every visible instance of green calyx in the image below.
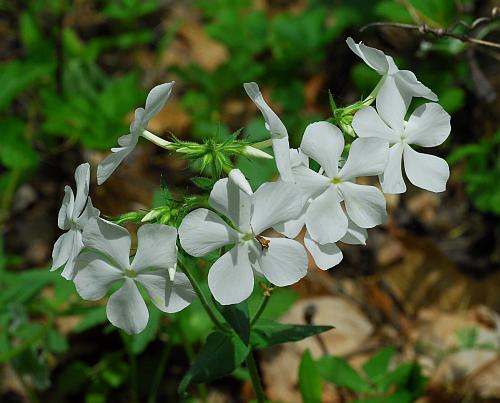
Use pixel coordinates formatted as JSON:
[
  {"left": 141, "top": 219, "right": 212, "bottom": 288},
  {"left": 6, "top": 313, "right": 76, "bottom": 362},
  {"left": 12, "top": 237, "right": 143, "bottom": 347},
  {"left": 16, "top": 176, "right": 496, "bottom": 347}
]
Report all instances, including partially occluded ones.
[{"left": 168, "top": 129, "right": 271, "bottom": 178}]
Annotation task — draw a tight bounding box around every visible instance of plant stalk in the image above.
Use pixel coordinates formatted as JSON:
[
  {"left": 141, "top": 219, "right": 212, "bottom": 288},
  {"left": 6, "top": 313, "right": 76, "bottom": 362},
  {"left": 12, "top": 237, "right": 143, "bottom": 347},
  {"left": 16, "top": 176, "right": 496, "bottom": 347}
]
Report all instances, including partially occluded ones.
[
  {"left": 177, "top": 257, "right": 225, "bottom": 332},
  {"left": 246, "top": 351, "right": 266, "bottom": 403}
]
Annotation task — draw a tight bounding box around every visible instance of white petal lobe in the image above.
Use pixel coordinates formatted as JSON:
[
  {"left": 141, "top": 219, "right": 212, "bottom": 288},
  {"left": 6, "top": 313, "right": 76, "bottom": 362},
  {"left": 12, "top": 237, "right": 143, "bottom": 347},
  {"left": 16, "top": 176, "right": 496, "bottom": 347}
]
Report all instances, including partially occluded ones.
[{"left": 107, "top": 279, "right": 149, "bottom": 334}]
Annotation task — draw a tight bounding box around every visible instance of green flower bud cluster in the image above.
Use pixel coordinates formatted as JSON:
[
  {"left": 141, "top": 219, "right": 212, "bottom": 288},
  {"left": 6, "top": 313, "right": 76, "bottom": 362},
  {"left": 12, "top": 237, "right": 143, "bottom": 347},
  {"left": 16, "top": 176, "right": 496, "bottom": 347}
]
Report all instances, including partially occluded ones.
[
  {"left": 168, "top": 130, "right": 272, "bottom": 178},
  {"left": 141, "top": 206, "right": 179, "bottom": 225}
]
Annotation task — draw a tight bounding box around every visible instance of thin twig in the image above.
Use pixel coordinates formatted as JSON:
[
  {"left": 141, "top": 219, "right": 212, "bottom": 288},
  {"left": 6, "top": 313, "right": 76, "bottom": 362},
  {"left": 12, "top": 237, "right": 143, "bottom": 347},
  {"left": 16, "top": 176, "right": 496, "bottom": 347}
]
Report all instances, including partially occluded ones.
[{"left": 360, "top": 16, "right": 500, "bottom": 50}]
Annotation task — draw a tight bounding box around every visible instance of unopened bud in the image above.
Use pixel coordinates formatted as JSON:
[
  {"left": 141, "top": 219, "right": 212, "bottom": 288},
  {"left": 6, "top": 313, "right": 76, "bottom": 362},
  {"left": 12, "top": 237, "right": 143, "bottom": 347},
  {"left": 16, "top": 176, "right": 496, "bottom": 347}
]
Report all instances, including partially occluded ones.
[
  {"left": 242, "top": 145, "right": 273, "bottom": 160},
  {"left": 141, "top": 209, "right": 163, "bottom": 222}
]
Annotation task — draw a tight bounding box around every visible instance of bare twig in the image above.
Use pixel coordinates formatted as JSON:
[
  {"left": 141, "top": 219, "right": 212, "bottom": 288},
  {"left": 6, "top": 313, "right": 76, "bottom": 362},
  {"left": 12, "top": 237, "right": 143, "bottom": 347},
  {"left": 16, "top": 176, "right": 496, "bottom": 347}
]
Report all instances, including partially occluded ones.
[{"left": 360, "top": 9, "right": 500, "bottom": 50}]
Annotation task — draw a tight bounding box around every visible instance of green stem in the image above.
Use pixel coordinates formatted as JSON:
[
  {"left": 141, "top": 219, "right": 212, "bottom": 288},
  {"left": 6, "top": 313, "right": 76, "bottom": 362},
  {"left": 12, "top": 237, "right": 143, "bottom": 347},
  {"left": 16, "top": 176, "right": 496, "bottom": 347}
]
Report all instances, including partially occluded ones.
[
  {"left": 142, "top": 130, "right": 174, "bottom": 150},
  {"left": 120, "top": 332, "right": 139, "bottom": 403},
  {"left": 361, "top": 76, "right": 385, "bottom": 107},
  {"left": 246, "top": 351, "right": 266, "bottom": 403},
  {"left": 147, "top": 340, "right": 171, "bottom": 403},
  {"left": 177, "top": 257, "right": 225, "bottom": 331},
  {"left": 251, "top": 139, "right": 273, "bottom": 149},
  {"left": 250, "top": 292, "right": 271, "bottom": 327},
  {"left": 180, "top": 332, "right": 208, "bottom": 403}
]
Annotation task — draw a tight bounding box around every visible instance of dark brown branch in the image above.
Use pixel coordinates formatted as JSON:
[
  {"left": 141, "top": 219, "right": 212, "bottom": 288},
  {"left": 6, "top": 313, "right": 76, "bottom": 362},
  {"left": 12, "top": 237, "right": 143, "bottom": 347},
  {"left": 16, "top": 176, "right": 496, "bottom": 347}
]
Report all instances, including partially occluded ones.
[{"left": 360, "top": 12, "right": 500, "bottom": 51}]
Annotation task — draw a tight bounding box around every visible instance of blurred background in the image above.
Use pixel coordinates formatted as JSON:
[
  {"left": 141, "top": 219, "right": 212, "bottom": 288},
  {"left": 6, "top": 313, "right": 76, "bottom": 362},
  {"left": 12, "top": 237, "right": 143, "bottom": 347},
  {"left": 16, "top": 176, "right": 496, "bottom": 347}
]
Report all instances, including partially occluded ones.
[{"left": 0, "top": 0, "right": 499, "bottom": 402}]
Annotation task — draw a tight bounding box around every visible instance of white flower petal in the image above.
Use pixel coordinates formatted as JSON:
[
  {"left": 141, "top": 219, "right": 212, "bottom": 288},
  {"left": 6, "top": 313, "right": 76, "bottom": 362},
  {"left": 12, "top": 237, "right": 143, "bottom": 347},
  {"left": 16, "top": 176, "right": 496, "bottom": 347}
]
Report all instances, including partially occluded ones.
[
  {"left": 352, "top": 106, "right": 399, "bottom": 142},
  {"left": 228, "top": 169, "right": 253, "bottom": 195},
  {"left": 340, "top": 182, "right": 387, "bottom": 228},
  {"left": 60, "top": 229, "right": 84, "bottom": 280},
  {"left": 143, "top": 81, "right": 175, "bottom": 122},
  {"left": 290, "top": 148, "right": 309, "bottom": 167},
  {"left": 82, "top": 217, "right": 131, "bottom": 270},
  {"left": 130, "top": 108, "right": 146, "bottom": 137},
  {"left": 274, "top": 207, "right": 305, "bottom": 239},
  {"left": 405, "top": 103, "right": 451, "bottom": 147},
  {"left": 340, "top": 219, "right": 368, "bottom": 245},
  {"left": 300, "top": 121, "right": 344, "bottom": 177},
  {"left": 243, "top": 83, "right": 294, "bottom": 181},
  {"left": 136, "top": 271, "right": 195, "bottom": 313},
  {"left": 244, "top": 82, "right": 287, "bottom": 139},
  {"left": 58, "top": 186, "right": 74, "bottom": 230},
  {"left": 73, "top": 251, "right": 123, "bottom": 300},
  {"left": 346, "top": 37, "right": 389, "bottom": 75},
  {"left": 131, "top": 224, "right": 177, "bottom": 273},
  {"left": 256, "top": 237, "right": 307, "bottom": 286},
  {"left": 376, "top": 76, "right": 406, "bottom": 134},
  {"left": 380, "top": 143, "right": 406, "bottom": 194},
  {"left": 208, "top": 244, "right": 254, "bottom": 305},
  {"left": 250, "top": 181, "right": 304, "bottom": 235},
  {"left": 339, "top": 138, "right": 389, "bottom": 180},
  {"left": 272, "top": 136, "right": 294, "bottom": 182},
  {"left": 304, "top": 231, "right": 343, "bottom": 270},
  {"left": 75, "top": 197, "right": 100, "bottom": 229},
  {"left": 51, "top": 231, "right": 73, "bottom": 271},
  {"left": 292, "top": 165, "right": 331, "bottom": 200},
  {"left": 403, "top": 145, "right": 449, "bottom": 192},
  {"left": 72, "top": 163, "right": 90, "bottom": 220},
  {"left": 178, "top": 209, "right": 240, "bottom": 257},
  {"left": 395, "top": 70, "right": 438, "bottom": 101},
  {"left": 97, "top": 147, "right": 132, "bottom": 185},
  {"left": 107, "top": 279, "right": 149, "bottom": 334},
  {"left": 210, "top": 177, "right": 252, "bottom": 232},
  {"left": 306, "top": 186, "right": 348, "bottom": 244}
]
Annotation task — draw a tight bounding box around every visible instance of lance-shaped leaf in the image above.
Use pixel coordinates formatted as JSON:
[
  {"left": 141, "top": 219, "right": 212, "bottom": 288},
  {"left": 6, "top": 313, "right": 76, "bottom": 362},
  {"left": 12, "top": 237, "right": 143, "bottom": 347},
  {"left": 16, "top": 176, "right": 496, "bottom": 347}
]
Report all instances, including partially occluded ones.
[
  {"left": 250, "top": 319, "right": 333, "bottom": 348},
  {"left": 178, "top": 331, "right": 250, "bottom": 395}
]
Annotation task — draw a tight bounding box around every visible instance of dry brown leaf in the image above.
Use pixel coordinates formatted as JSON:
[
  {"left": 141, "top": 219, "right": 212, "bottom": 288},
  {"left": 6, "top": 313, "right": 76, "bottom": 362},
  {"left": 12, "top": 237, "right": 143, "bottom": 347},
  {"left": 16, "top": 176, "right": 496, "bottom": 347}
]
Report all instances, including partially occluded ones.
[
  {"left": 260, "top": 296, "right": 373, "bottom": 402},
  {"left": 178, "top": 22, "right": 229, "bottom": 72}
]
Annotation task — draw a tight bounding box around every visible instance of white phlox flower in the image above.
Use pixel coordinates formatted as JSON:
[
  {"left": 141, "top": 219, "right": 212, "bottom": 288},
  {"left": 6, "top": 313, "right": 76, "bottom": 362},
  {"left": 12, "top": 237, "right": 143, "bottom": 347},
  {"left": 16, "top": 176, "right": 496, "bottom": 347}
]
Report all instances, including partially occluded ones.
[
  {"left": 352, "top": 96, "right": 451, "bottom": 194},
  {"left": 73, "top": 217, "right": 195, "bottom": 334},
  {"left": 244, "top": 82, "right": 294, "bottom": 182},
  {"left": 178, "top": 169, "right": 308, "bottom": 305},
  {"left": 292, "top": 121, "right": 388, "bottom": 253},
  {"left": 244, "top": 84, "right": 371, "bottom": 270},
  {"left": 51, "top": 163, "right": 100, "bottom": 280},
  {"left": 97, "top": 81, "right": 175, "bottom": 185},
  {"left": 346, "top": 37, "right": 437, "bottom": 110}
]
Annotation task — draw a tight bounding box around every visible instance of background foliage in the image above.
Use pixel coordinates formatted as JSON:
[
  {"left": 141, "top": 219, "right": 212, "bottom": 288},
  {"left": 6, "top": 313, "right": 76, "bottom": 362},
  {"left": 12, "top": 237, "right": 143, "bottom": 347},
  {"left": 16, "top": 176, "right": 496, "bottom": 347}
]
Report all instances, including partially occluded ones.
[{"left": 0, "top": 0, "right": 498, "bottom": 401}]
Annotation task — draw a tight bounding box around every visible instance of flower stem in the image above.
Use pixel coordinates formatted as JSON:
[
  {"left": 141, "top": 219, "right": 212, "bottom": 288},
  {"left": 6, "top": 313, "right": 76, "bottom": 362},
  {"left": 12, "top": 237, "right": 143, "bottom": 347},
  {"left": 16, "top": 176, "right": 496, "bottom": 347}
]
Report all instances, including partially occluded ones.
[
  {"left": 177, "top": 257, "right": 226, "bottom": 332},
  {"left": 120, "top": 332, "right": 139, "bottom": 403},
  {"left": 362, "top": 76, "right": 385, "bottom": 107},
  {"left": 142, "top": 130, "right": 174, "bottom": 150},
  {"left": 251, "top": 139, "right": 273, "bottom": 149},
  {"left": 250, "top": 291, "right": 272, "bottom": 327},
  {"left": 246, "top": 351, "right": 266, "bottom": 403},
  {"left": 147, "top": 338, "right": 171, "bottom": 403}
]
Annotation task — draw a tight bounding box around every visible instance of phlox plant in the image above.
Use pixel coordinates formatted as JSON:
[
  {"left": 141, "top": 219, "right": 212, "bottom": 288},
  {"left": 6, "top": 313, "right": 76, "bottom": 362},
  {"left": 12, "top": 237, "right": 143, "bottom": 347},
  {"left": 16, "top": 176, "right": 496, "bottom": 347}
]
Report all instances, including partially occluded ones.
[{"left": 50, "top": 38, "right": 451, "bottom": 401}]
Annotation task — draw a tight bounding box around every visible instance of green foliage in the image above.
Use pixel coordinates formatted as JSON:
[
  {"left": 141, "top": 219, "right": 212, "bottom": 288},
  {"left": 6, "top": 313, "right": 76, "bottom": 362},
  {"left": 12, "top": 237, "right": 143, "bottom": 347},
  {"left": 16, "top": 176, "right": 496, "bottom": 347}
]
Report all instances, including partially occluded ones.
[
  {"left": 215, "top": 301, "right": 250, "bottom": 345},
  {"left": 311, "top": 348, "right": 428, "bottom": 402},
  {"left": 448, "top": 132, "right": 500, "bottom": 215},
  {"left": 250, "top": 319, "right": 333, "bottom": 349},
  {"left": 41, "top": 68, "right": 144, "bottom": 149},
  {"left": 178, "top": 331, "right": 250, "bottom": 395},
  {"left": 299, "top": 350, "right": 322, "bottom": 403}
]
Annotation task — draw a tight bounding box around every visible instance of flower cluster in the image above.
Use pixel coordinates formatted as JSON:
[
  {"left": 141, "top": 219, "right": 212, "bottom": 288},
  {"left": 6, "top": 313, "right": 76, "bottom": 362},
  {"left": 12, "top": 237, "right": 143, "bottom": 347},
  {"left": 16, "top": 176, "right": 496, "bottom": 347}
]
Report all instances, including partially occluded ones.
[{"left": 51, "top": 38, "right": 451, "bottom": 334}]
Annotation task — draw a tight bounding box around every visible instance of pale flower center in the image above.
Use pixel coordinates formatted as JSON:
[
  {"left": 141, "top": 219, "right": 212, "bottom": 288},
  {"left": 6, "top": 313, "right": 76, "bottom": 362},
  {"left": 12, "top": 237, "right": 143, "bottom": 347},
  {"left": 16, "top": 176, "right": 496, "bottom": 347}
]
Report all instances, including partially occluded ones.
[
  {"left": 331, "top": 176, "right": 342, "bottom": 185},
  {"left": 124, "top": 268, "right": 137, "bottom": 278}
]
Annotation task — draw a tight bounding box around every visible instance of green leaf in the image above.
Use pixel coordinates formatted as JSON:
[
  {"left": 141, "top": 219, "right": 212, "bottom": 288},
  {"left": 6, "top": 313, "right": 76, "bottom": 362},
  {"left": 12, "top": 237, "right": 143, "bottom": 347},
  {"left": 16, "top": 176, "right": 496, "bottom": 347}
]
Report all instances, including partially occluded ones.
[
  {"left": 0, "top": 61, "right": 52, "bottom": 110},
  {"left": 354, "top": 390, "right": 413, "bottom": 403},
  {"left": 378, "top": 362, "right": 426, "bottom": 393},
  {"left": 250, "top": 319, "right": 333, "bottom": 349},
  {"left": 46, "top": 328, "right": 68, "bottom": 353},
  {"left": 317, "top": 356, "right": 373, "bottom": 393},
  {"left": 130, "top": 308, "right": 160, "bottom": 354},
  {"left": 362, "top": 347, "right": 395, "bottom": 383},
  {"left": 73, "top": 306, "right": 107, "bottom": 333},
  {"left": 215, "top": 301, "right": 250, "bottom": 344},
  {"left": 0, "top": 118, "right": 38, "bottom": 170},
  {"left": 178, "top": 331, "right": 249, "bottom": 395},
  {"left": 299, "top": 350, "right": 322, "bottom": 403},
  {"left": 191, "top": 176, "right": 217, "bottom": 191}
]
